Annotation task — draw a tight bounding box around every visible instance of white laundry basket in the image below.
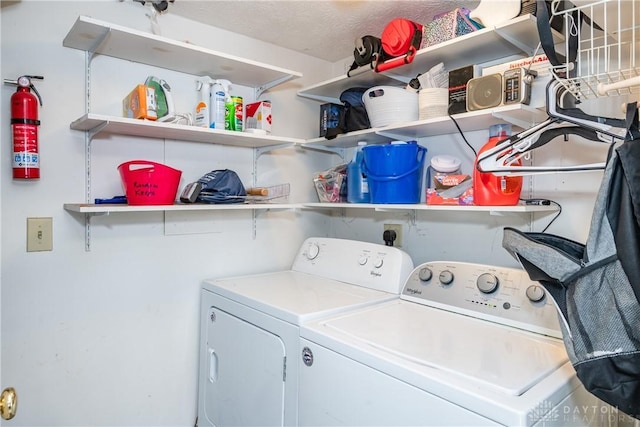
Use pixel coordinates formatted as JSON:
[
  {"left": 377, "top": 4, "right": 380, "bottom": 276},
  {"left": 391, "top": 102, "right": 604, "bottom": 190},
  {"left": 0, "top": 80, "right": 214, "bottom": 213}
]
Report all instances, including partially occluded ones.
[{"left": 362, "top": 86, "right": 419, "bottom": 127}]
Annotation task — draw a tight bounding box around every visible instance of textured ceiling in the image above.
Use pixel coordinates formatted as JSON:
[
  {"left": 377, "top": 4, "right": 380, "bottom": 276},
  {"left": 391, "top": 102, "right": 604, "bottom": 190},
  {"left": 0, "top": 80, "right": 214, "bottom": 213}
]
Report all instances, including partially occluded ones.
[{"left": 168, "top": 0, "right": 480, "bottom": 62}]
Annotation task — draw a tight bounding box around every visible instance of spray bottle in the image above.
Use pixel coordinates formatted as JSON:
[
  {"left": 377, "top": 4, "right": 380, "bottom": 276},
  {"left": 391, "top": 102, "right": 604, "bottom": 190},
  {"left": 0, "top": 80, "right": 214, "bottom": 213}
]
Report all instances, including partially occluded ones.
[
  {"left": 195, "top": 76, "right": 215, "bottom": 127},
  {"left": 211, "top": 79, "right": 231, "bottom": 130}
]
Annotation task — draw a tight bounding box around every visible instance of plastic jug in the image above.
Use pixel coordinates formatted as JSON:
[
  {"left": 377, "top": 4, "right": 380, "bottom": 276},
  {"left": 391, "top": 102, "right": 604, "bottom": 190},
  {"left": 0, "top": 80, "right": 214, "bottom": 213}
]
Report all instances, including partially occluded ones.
[
  {"left": 347, "top": 141, "right": 370, "bottom": 203},
  {"left": 211, "top": 79, "right": 231, "bottom": 130},
  {"left": 473, "top": 124, "right": 522, "bottom": 206}
]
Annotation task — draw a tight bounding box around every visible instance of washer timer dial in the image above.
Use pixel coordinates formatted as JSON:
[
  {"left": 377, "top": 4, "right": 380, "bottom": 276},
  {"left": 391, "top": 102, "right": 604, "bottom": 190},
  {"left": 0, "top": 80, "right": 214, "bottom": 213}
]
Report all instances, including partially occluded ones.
[
  {"left": 439, "top": 270, "right": 454, "bottom": 285},
  {"left": 526, "top": 285, "right": 546, "bottom": 302},
  {"left": 418, "top": 267, "right": 433, "bottom": 282},
  {"left": 476, "top": 273, "right": 499, "bottom": 293}
]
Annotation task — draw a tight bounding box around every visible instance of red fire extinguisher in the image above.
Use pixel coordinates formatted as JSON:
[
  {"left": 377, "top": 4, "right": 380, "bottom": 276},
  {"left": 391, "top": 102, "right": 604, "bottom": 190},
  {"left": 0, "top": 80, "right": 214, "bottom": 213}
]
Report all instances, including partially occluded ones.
[{"left": 5, "top": 75, "right": 43, "bottom": 179}]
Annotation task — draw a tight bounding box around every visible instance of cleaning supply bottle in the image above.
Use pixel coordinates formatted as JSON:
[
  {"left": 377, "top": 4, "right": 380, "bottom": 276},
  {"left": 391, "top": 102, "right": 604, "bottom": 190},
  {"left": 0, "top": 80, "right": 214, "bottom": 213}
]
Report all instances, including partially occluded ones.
[
  {"left": 194, "top": 76, "right": 214, "bottom": 127},
  {"left": 473, "top": 123, "right": 522, "bottom": 205},
  {"left": 211, "top": 79, "right": 231, "bottom": 130},
  {"left": 347, "top": 141, "right": 370, "bottom": 203}
]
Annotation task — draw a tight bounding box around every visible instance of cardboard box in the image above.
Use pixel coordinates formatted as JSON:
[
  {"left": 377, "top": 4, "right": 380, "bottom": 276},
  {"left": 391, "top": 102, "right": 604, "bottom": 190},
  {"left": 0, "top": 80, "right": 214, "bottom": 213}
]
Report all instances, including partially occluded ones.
[
  {"left": 319, "top": 103, "right": 343, "bottom": 137},
  {"left": 123, "top": 84, "right": 157, "bottom": 120},
  {"left": 245, "top": 101, "right": 272, "bottom": 134},
  {"left": 426, "top": 187, "right": 474, "bottom": 205}
]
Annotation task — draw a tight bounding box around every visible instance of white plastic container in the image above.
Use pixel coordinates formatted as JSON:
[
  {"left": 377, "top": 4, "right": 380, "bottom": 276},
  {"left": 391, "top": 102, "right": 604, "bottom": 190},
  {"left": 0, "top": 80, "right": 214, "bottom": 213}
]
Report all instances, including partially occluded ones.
[
  {"left": 419, "top": 88, "right": 449, "bottom": 120},
  {"left": 362, "top": 86, "right": 418, "bottom": 127},
  {"left": 429, "top": 155, "right": 462, "bottom": 189}
]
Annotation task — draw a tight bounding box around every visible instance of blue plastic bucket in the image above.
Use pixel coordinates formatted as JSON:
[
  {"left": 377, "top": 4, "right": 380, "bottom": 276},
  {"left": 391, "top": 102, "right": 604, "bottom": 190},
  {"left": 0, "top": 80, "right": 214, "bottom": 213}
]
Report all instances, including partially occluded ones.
[{"left": 362, "top": 143, "right": 426, "bottom": 203}]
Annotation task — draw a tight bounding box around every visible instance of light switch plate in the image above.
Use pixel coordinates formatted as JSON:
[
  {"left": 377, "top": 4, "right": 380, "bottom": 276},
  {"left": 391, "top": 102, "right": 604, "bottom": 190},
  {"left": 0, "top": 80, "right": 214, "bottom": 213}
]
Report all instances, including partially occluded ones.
[{"left": 27, "top": 217, "right": 53, "bottom": 252}]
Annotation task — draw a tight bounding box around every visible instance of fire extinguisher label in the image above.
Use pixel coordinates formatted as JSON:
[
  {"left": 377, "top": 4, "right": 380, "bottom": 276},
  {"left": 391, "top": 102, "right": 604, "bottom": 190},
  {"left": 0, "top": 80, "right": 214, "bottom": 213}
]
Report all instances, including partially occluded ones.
[
  {"left": 12, "top": 124, "right": 39, "bottom": 169},
  {"left": 13, "top": 152, "right": 39, "bottom": 168}
]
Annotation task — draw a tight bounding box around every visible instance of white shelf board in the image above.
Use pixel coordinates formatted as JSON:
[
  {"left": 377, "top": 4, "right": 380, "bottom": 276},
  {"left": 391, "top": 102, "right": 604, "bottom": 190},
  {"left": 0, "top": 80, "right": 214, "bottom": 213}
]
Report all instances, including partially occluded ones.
[
  {"left": 297, "top": 15, "right": 559, "bottom": 103},
  {"left": 303, "top": 129, "right": 392, "bottom": 149},
  {"left": 63, "top": 15, "right": 301, "bottom": 89},
  {"left": 297, "top": 72, "right": 404, "bottom": 104},
  {"left": 64, "top": 202, "right": 299, "bottom": 214},
  {"left": 302, "top": 202, "right": 558, "bottom": 214},
  {"left": 301, "top": 104, "right": 548, "bottom": 149},
  {"left": 71, "top": 113, "right": 304, "bottom": 148},
  {"left": 379, "top": 104, "right": 549, "bottom": 140}
]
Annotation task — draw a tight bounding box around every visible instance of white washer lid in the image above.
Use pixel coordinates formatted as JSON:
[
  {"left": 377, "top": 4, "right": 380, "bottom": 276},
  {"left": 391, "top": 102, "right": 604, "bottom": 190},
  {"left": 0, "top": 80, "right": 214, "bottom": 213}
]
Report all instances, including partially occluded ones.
[
  {"left": 314, "top": 300, "right": 568, "bottom": 396},
  {"left": 202, "top": 271, "right": 397, "bottom": 324}
]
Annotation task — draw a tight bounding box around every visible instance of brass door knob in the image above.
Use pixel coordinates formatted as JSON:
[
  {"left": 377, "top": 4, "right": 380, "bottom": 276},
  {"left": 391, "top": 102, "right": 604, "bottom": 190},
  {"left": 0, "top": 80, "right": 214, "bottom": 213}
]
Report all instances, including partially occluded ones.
[{"left": 0, "top": 387, "right": 17, "bottom": 420}]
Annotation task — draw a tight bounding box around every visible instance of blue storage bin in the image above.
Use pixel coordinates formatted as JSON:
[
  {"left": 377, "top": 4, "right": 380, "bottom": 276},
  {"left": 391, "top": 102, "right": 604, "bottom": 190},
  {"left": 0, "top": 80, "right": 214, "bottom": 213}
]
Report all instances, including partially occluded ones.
[{"left": 362, "top": 142, "right": 426, "bottom": 204}]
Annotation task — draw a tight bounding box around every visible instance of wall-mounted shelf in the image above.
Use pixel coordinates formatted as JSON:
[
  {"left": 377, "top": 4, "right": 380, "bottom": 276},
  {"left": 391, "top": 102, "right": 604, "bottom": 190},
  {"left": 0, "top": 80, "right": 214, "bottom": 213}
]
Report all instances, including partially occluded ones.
[
  {"left": 302, "top": 202, "right": 559, "bottom": 215},
  {"left": 63, "top": 15, "right": 302, "bottom": 95},
  {"left": 64, "top": 203, "right": 299, "bottom": 214},
  {"left": 301, "top": 103, "right": 548, "bottom": 151},
  {"left": 297, "top": 14, "right": 559, "bottom": 103},
  {"left": 65, "top": 202, "right": 557, "bottom": 215},
  {"left": 63, "top": 15, "right": 306, "bottom": 250},
  {"left": 71, "top": 113, "right": 304, "bottom": 149}
]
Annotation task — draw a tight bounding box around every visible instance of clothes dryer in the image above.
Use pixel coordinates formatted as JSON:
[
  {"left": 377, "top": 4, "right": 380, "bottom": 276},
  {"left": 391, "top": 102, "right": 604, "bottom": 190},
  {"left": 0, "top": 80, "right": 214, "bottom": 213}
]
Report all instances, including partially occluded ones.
[
  {"left": 299, "top": 261, "right": 619, "bottom": 426},
  {"left": 197, "top": 237, "right": 413, "bottom": 427}
]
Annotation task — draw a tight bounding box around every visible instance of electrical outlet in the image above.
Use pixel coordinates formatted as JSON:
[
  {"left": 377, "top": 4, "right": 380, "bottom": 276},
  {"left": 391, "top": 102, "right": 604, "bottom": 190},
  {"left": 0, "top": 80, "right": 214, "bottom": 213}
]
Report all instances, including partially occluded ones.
[
  {"left": 27, "top": 217, "right": 53, "bottom": 252},
  {"left": 383, "top": 223, "right": 402, "bottom": 247}
]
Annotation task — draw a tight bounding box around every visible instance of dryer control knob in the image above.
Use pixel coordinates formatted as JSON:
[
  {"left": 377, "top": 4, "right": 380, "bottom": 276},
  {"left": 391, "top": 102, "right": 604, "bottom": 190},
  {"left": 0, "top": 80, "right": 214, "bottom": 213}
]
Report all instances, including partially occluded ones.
[
  {"left": 477, "top": 273, "right": 499, "bottom": 293},
  {"left": 439, "top": 270, "right": 454, "bottom": 285},
  {"left": 526, "top": 285, "right": 546, "bottom": 302},
  {"left": 373, "top": 258, "right": 384, "bottom": 269},
  {"left": 418, "top": 267, "right": 433, "bottom": 282},
  {"left": 358, "top": 256, "right": 368, "bottom": 266},
  {"left": 306, "top": 243, "right": 320, "bottom": 260}
]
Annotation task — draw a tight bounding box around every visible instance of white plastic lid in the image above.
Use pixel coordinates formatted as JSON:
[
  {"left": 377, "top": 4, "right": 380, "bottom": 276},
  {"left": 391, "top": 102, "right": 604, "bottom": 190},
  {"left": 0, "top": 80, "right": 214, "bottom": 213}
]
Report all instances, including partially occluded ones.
[{"left": 430, "top": 155, "right": 462, "bottom": 173}]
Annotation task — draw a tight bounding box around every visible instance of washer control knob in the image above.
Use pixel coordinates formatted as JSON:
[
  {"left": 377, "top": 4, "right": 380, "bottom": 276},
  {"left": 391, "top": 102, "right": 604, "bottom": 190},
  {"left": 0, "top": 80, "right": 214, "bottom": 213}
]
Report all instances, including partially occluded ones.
[
  {"left": 477, "top": 273, "right": 499, "bottom": 293},
  {"left": 358, "top": 256, "right": 368, "bottom": 266},
  {"left": 439, "top": 270, "right": 454, "bottom": 285},
  {"left": 306, "top": 243, "right": 320, "bottom": 260},
  {"left": 526, "top": 285, "right": 546, "bottom": 302},
  {"left": 418, "top": 268, "right": 433, "bottom": 282},
  {"left": 373, "top": 258, "right": 384, "bottom": 269}
]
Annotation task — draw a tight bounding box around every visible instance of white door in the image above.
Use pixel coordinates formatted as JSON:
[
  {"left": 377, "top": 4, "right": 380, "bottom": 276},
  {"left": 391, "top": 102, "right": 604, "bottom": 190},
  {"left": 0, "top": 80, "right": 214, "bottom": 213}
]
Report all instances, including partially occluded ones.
[{"left": 200, "top": 306, "right": 286, "bottom": 427}]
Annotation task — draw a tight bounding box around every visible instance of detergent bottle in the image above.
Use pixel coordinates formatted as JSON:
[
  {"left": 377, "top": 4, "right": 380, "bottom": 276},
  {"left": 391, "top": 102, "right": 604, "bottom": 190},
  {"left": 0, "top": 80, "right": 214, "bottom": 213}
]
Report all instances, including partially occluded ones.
[
  {"left": 194, "top": 76, "right": 214, "bottom": 127},
  {"left": 473, "top": 123, "right": 522, "bottom": 206},
  {"left": 347, "top": 141, "right": 370, "bottom": 203},
  {"left": 211, "top": 79, "right": 231, "bottom": 130}
]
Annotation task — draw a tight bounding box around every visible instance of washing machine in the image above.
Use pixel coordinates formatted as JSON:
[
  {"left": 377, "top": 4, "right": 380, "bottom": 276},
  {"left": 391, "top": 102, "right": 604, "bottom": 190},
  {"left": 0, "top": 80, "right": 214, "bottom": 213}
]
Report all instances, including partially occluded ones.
[
  {"left": 196, "top": 237, "right": 414, "bottom": 427},
  {"left": 299, "top": 261, "right": 619, "bottom": 427}
]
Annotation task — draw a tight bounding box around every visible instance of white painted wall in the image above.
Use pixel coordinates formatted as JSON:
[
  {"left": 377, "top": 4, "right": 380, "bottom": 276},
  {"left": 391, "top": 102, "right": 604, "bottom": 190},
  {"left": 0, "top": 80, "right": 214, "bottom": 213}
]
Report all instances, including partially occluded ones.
[
  {"left": 1, "top": 1, "right": 333, "bottom": 425},
  {"left": 1, "top": 1, "right": 627, "bottom": 426}
]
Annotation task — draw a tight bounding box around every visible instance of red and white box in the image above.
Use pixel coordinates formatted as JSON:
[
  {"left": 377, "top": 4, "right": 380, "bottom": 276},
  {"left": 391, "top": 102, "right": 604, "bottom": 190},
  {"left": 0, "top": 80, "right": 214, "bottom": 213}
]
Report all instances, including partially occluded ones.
[{"left": 245, "top": 101, "right": 272, "bottom": 134}]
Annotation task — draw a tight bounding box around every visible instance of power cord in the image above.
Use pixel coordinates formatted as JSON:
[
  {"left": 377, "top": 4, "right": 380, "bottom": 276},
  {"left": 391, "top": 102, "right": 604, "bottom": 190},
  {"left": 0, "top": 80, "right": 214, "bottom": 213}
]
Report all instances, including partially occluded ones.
[
  {"left": 448, "top": 113, "right": 478, "bottom": 158},
  {"left": 521, "top": 198, "right": 562, "bottom": 232}
]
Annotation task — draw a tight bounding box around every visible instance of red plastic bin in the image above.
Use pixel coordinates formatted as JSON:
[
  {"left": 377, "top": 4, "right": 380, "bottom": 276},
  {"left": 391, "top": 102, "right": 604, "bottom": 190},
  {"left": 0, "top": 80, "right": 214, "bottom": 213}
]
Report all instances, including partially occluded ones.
[{"left": 117, "top": 160, "right": 182, "bottom": 205}]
